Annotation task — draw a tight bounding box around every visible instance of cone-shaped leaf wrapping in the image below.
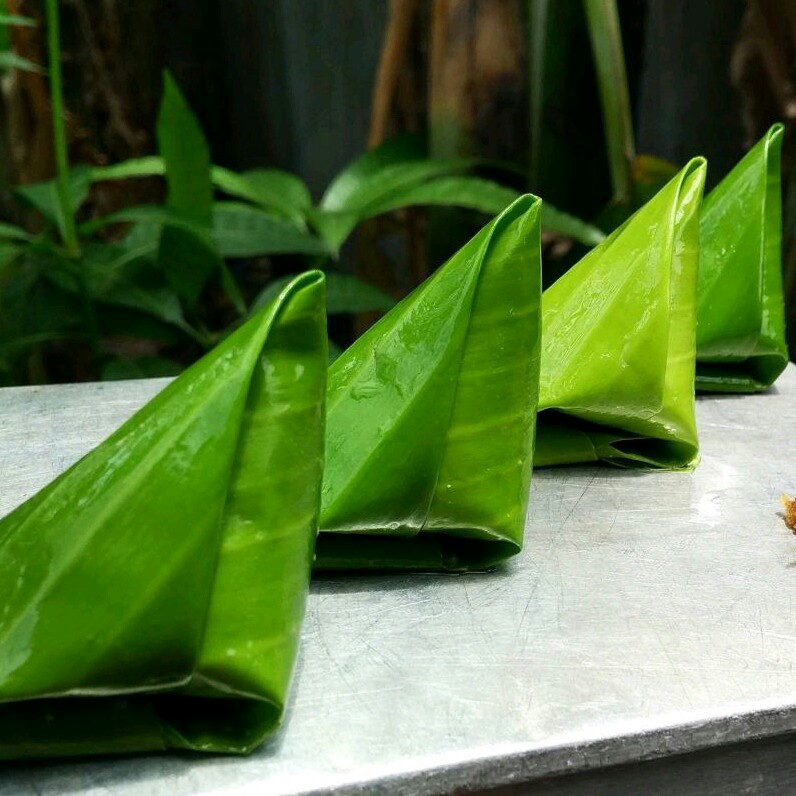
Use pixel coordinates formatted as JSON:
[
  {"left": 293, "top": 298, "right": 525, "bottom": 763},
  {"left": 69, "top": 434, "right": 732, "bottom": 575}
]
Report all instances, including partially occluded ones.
[
  {"left": 535, "top": 159, "right": 705, "bottom": 470},
  {"left": 0, "top": 272, "right": 327, "bottom": 759},
  {"left": 314, "top": 196, "right": 542, "bottom": 572},
  {"left": 696, "top": 124, "right": 788, "bottom": 392}
]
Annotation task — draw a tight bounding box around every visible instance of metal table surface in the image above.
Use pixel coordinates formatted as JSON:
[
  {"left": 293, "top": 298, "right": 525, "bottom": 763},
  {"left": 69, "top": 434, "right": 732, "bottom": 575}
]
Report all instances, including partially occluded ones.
[{"left": 1, "top": 366, "right": 796, "bottom": 795}]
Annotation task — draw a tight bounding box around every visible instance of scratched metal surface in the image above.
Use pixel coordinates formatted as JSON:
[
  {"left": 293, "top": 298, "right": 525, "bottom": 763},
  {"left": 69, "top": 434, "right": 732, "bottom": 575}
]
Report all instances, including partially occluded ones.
[{"left": 1, "top": 367, "right": 796, "bottom": 795}]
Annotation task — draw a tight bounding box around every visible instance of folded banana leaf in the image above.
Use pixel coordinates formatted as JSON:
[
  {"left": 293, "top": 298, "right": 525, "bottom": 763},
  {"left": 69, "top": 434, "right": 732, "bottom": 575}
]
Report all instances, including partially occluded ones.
[
  {"left": 535, "top": 159, "right": 706, "bottom": 470},
  {"left": 314, "top": 195, "right": 542, "bottom": 572},
  {"left": 0, "top": 271, "right": 327, "bottom": 760},
  {"left": 696, "top": 124, "right": 788, "bottom": 392}
]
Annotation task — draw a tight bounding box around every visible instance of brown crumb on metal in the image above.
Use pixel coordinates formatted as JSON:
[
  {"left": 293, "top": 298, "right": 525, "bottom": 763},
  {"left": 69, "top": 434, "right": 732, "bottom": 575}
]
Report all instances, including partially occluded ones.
[{"left": 782, "top": 495, "right": 796, "bottom": 532}]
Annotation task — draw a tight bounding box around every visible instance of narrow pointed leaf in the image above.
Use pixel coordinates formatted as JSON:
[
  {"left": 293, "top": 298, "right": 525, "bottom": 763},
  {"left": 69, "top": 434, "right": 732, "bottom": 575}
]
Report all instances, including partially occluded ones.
[
  {"left": 212, "top": 202, "right": 327, "bottom": 258},
  {"left": 366, "top": 176, "right": 607, "bottom": 247},
  {"left": 157, "top": 71, "right": 212, "bottom": 225},
  {"left": 89, "top": 158, "right": 311, "bottom": 228},
  {"left": 362, "top": 175, "right": 518, "bottom": 218},
  {"left": 320, "top": 133, "right": 430, "bottom": 210},
  {"left": 0, "top": 272, "right": 327, "bottom": 759},
  {"left": 212, "top": 166, "right": 312, "bottom": 226},
  {"left": 696, "top": 124, "right": 788, "bottom": 392},
  {"left": 0, "top": 51, "right": 42, "bottom": 72},
  {"left": 536, "top": 158, "right": 706, "bottom": 470},
  {"left": 0, "top": 14, "right": 35, "bottom": 25},
  {"left": 15, "top": 166, "right": 91, "bottom": 236},
  {"left": 0, "top": 221, "right": 31, "bottom": 242},
  {"left": 316, "top": 135, "right": 479, "bottom": 252},
  {"left": 317, "top": 136, "right": 605, "bottom": 251},
  {"left": 313, "top": 182, "right": 604, "bottom": 252},
  {"left": 78, "top": 204, "right": 202, "bottom": 237},
  {"left": 156, "top": 71, "right": 217, "bottom": 306},
  {"left": 90, "top": 156, "right": 166, "bottom": 182},
  {"left": 315, "top": 195, "right": 542, "bottom": 572},
  {"left": 541, "top": 204, "right": 605, "bottom": 246}
]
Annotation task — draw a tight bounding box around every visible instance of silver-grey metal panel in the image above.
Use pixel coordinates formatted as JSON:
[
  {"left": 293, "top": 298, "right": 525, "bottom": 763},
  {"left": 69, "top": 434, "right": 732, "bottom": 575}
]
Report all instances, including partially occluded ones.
[{"left": 1, "top": 367, "right": 795, "bottom": 795}]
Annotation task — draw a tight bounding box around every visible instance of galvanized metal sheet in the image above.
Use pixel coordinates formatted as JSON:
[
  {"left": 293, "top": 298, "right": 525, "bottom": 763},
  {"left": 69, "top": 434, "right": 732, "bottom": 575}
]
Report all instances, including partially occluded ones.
[{"left": 1, "top": 367, "right": 795, "bottom": 794}]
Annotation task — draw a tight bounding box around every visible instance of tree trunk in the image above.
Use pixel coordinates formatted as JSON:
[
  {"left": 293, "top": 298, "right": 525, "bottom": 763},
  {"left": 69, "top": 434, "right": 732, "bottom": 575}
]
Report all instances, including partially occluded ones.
[{"left": 428, "top": 0, "right": 527, "bottom": 160}]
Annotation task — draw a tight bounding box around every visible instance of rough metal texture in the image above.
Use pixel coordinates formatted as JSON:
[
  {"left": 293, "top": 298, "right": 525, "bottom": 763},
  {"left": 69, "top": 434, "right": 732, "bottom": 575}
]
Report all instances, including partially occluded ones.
[{"left": 1, "top": 367, "right": 795, "bottom": 795}]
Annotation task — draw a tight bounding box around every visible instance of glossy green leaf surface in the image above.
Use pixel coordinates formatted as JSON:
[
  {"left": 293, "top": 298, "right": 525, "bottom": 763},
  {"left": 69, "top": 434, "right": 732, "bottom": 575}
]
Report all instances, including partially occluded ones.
[
  {"left": 696, "top": 124, "right": 788, "bottom": 392},
  {"left": 0, "top": 272, "right": 327, "bottom": 759},
  {"left": 314, "top": 195, "right": 542, "bottom": 572},
  {"left": 535, "top": 159, "right": 705, "bottom": 470}
]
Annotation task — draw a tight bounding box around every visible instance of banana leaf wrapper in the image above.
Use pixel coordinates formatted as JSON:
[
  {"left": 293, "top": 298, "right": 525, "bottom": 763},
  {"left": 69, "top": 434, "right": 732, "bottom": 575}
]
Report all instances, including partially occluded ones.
[
  {"left": 314, "top": 196, "right": 542, "bottom": 572},
  {"left": 0, "top": 272, "right": 327, "bottom": 760},
  {"left": 535, "top": 159, "right": 705, "bottom": 470},
  {"left": 696, "top": 124, "right": 788, "bottom": 392}
]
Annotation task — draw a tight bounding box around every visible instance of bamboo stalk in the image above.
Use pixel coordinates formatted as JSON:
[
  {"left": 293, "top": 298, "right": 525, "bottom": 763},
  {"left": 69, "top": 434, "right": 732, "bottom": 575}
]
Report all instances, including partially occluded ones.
[
  {"left": 429, "top": 0, "right": 525, "bottom": 159},
  {"left": 368, "top": 0, "right": 421, "bottom": 149},
  {"left": 583, "top": 0, "right": 636, "bottom": 204}
]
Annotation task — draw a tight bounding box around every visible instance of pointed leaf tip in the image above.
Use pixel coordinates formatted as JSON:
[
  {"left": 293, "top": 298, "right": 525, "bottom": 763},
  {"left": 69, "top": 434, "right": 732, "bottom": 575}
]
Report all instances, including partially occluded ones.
[
  {"left": 316, "top": 198, "right": 541, "bottom": 571},
  {"left": 537, "top": 159, "right": 705, "bottom": 470},
  {"left": 0, "top": 270, "right": 327, "bottom": 757},
  {"left": 696, "top": 126, "right": 788, "bottom": 392},
  {"left": 768, "top": 122, "right": 785, "bottom": 142}
]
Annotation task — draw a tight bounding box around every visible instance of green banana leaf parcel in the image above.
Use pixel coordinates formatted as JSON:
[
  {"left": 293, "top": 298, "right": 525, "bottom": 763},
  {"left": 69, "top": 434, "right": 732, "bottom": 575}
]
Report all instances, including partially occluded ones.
[
  {"left": 0, "top": 272, "right": 327, "bottom": 759},
  {"left": 535, "top": 158, "right": 706, "bottom": 470},
  {"left": 314, "top": 195, "right": 542, "bottom": 572},
  {"left": 696, "top": 124, "right": 788, "bottom": 393}
]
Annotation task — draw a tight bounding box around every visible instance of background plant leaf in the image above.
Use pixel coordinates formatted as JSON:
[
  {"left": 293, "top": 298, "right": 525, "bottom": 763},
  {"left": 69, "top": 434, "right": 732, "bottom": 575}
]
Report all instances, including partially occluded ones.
[
  {"left": 212, "top": 167, "right": 312, "bottom": 226},
  {"left": 212, "top": 202, "right": 327, "bottom": 257},
  {"left": 15, "top": 166, "right": 91, "bottom": 236},
  {"left": 156, "top": 71, "right": 217, "bottom": 307},
  {"left": 0, "top": 222, "right": 32, "bottom": 242},
  {"left": 90, "top": 156, "right": 165, "bottom": 182},
  {"left": 157, "top": 71, "right": 213, "bottom": 225},
  {"left": 0, "top": 51, "right": 42, "bottom": 73},
  {"left": 324, "top": 272, "right": 395, "bottom": 314},
  {"left": 0, "top": 13, "right": 35, "bottom": 26},
  {"left": 158, "top": 225, "right": 220, "bottom": 310}
]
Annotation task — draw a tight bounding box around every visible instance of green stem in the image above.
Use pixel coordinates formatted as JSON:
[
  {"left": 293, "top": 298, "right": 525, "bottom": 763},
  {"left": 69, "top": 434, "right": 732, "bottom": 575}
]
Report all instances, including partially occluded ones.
[
  {"left": 582, "top": 0, "right": 636, "bottom": 204},
  {"left": 45, "top": 0, "right": 79, "bottom": 256}
]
